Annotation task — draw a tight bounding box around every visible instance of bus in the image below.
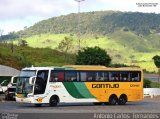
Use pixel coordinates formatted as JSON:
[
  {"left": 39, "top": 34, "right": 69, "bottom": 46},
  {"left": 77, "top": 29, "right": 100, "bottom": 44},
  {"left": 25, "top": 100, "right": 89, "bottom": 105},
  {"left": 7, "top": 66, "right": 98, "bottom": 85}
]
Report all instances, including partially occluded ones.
[{"left": 12, "top": 65, "right": 143, "bottom": 106}]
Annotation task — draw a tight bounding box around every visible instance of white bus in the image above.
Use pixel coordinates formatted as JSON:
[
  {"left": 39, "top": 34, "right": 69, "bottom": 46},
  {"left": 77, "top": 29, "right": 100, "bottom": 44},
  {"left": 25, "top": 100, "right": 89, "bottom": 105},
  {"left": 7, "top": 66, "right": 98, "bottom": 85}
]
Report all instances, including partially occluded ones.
[{"left": 13, "top": 65, "right": 143, "bottom": 107}]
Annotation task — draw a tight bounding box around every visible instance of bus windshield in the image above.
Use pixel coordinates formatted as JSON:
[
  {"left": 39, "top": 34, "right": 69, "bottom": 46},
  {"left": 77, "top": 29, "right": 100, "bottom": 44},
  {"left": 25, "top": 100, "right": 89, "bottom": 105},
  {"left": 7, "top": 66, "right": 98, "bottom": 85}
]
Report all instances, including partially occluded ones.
[
  {"left": 20, "top": 70, "right": 36, "bottom": 77},
  {"left": 16, "top": 77, "right": 33, "bottom": 94}
]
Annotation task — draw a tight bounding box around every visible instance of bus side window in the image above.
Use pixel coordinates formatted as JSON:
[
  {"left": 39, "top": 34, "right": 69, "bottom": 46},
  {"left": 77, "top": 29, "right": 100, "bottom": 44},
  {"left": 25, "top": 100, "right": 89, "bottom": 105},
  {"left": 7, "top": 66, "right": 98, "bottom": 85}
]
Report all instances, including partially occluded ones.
[
  {"left": 58, "top": 72, "right": 64, "bottom": 81},
  {"left": 96, "top": 72, "right": 104, "bottom": 81},
  {"left": 120, "top": 72, "right": 129, "bottom": 82},
  {"left": 80, "top": 72, "right": 87, "bottom": 81},
  {"left": 104, "top": 72, "right": 109, "bottom": 81},
  {"left": 65, "top": 71, "right": 77, "bottom": 82},
  {"left": 50, "top": 71, "right": 64, "bottom": 82},
  {"left": 131, "top": 72, "right": 140, "bottom": 82},
  {"left": 110, "top": 72, "right": 114, "bottom": 81},
  {"left": 87, "top": 72, "right": 96, "bottom": 81},
  {"left": 111, "top": 72, "right": 119, "bottom": 82},
  {"left": 109, "top": 72, "right": 112, "bottom": 81},
  {"left": 50, "top": 72, "right": 55, "bottom": 82}
]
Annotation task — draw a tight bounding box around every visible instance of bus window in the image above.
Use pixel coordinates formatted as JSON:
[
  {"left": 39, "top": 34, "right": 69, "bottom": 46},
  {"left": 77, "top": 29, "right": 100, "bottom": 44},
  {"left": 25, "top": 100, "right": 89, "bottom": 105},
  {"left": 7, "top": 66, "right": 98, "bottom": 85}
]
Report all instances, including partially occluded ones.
[
  {"left": 96, "top": 72, "right": 104, "bottom": 81},
  {"left": 50, "top": 71, "right": 57, "bottom": 82},
  {"left": 50, "top": 71, "right": 64, "bottom": 82},
  {"left": 104, "top": 72, "right": 109, "bottom": 81},
  {"left": 35, "top": 70, "right": 49, "bottom": 95},
  {"left": 37, "top": 70, "right": 48, "bottom": 81},
  {"left": 80, "top": 72, "right": 87, "bottom": 81},
  {"left": 130, "top": 72, "right": 140, "bottom": 82},
  {"left": 58, "top": 72, "right": 65, "bottom": 81},
  {"left": 65, "top": 71, "right": 77, "bottom": 82},
  {"left": 86, "top": 72, "right": 96, "bottom": 81},
  {"left": 120, "top": 72, "right": 129, "bottom": 81},
  {"left": 110, "top": 72, "right": 119, "bottom": 81}
]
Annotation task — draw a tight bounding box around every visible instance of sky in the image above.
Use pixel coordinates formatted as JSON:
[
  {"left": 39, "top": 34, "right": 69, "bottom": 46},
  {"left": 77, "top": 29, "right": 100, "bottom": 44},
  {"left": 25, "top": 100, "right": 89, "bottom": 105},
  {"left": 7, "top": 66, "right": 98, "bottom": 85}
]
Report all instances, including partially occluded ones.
[{"left": 0, "top": 0, "right": 160, "bottom": 35}]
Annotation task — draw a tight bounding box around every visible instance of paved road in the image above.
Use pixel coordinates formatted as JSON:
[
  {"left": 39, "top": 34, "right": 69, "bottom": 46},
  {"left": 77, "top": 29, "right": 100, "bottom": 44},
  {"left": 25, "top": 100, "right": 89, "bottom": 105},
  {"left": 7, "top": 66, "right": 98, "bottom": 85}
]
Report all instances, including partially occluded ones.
[
  {"left": 0, "top": 97, "right": 160, "bottom": 119},
  {"left": 144, "top": 74, "right": 160, "bottom": 83},
  {"left": 0, "top": 100, "right": 160, "bottom": 113}
]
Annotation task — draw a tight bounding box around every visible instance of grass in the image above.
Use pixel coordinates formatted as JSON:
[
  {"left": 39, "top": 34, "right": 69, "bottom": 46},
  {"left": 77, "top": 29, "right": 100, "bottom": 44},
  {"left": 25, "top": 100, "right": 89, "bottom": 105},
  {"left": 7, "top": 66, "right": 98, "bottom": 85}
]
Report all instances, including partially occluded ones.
[
  {"left": 0, "top": 44, "right": 75, "bottom": 70},
  {"left": 151, "top": 81, "right": 160, "bottom": 88},
  {"left": 131, "top": 62, "right": 158, "bottom": 73},
  {"left": 13, "top": 33, "right": 70, "bottom": 49},
  {"left": 8, "top": 30, "right": 160, "bottom": 72}
]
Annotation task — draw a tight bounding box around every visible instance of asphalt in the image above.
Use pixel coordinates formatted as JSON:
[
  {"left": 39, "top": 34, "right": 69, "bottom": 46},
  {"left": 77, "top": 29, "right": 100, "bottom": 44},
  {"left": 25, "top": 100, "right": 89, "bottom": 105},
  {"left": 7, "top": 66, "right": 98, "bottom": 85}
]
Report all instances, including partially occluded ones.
[{"left": 0, "top": 95, "right": 160, "bottom": 119}]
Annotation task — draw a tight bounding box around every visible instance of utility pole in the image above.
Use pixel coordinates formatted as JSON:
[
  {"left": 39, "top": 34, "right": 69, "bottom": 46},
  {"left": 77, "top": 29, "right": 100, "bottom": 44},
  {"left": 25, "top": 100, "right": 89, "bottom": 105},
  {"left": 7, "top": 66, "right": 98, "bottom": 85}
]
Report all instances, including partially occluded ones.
[
  {"left": 75, "top": 0, "right": 85, "bottom": 51},
  {"left": 158, "top": 68, "right": 160, "bottom": 88}
]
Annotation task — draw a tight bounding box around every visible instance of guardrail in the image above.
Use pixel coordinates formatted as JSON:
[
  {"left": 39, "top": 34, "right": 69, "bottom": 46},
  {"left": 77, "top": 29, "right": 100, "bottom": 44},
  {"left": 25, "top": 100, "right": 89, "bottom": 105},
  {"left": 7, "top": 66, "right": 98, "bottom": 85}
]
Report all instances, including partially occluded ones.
[{"left": 144, "top": 88, "right": 160, "bottom": 97}]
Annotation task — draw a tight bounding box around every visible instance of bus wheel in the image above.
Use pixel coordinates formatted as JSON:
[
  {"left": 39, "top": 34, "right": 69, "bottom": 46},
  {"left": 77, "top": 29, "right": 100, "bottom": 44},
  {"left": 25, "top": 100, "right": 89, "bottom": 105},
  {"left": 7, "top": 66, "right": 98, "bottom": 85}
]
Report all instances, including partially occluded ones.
[
  {"left": 109, "top": 95, "right": 118, "bottom": 105},
  {"left": 49, "top": 96, "right": 59, "bottom": 107},
  {"left": 35, "top": 104, "right": 42, "bottom": 107},
  {"left": 118, "top": 95, "right": 127, "bottom": 105}
]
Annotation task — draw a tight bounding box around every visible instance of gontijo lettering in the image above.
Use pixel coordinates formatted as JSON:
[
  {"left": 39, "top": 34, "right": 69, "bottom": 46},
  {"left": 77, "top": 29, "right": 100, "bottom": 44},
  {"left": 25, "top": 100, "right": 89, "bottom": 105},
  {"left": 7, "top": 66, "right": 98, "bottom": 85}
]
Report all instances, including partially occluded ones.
[{"left": 92, "top": 84, "right": 119, "bottom": 88}]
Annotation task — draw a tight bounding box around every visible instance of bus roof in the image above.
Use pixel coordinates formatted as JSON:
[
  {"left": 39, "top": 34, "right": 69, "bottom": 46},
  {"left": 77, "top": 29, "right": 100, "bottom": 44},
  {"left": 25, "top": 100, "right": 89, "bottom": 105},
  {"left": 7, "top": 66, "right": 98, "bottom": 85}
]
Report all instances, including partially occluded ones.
[
  {"left": 22, "top": 66, "right": 75, "bottom": 71},
  {"left": 22, "top": 66, "right": 62, "bottom": 71},
  {"left": 64, "top": 65, "right": 107, "bottom": 70},
  {"left": 64, "top": 65, "right": 142, "bottom": 71},
  {"left": 22, "top": 65, "right": 142, "bottom": 72}
]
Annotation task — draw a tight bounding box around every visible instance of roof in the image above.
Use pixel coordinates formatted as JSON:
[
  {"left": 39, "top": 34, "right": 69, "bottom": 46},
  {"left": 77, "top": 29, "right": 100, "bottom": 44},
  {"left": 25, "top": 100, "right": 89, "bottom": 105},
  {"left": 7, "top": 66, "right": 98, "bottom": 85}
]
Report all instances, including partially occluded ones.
[
  {"left": 22, "top": 66, "right": 63, "bottom": 70},
  {"left": 22, "top": 65, "right": 142, "bottom": 72},
  {"left": 64, "top": 65, "right": 142, "bottom": 71},
  {"left": 64, "top": 65, "right": 107, "bottom": 70},
  {"left": 0, "top": 65, "right": 20, "bottom": 76}
]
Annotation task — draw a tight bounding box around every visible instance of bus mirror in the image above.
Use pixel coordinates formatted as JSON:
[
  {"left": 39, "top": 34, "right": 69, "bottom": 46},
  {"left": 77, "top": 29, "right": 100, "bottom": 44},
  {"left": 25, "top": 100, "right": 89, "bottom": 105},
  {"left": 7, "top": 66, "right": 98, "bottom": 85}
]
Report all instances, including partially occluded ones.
[
  {"left": 29, "top": 76, "right": 36, "bottom": 85},
  {"left": 11, "top": 76, "right": 18, "bottom": 84}
]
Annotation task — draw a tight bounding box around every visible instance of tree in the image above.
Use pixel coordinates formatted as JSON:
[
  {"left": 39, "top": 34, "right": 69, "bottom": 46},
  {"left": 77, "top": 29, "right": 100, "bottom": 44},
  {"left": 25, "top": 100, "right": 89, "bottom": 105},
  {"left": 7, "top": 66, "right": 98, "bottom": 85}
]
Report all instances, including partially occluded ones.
[
  {"left": 153, "top": 55, "right": 160, "bottom": 87},
  {"left": 144, "top": 79, "right": 151, "bottom": 88},
  {"left": 11, "top": 42, "right": 14, "bottom": 53},
  {"left": 58, "top": 37, "right": 73, "bottom": 53},
  {"left": 19, "top": 40, "right": 28, "bottom": 47},
  {"left": 57, "top": 36, "right": 73, "bottom": 61},
  {"left": 153, "top": 55, "right": 160, "bottom": 68},
  {"left": 75, "top": 46, "right": 111, "bottom": 66}
]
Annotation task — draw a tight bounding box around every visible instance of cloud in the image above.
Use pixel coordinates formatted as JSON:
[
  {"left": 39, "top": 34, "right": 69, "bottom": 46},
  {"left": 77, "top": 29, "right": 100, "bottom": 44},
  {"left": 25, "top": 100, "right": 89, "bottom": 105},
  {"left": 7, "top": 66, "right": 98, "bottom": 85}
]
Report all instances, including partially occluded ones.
[
  {"left": 1, "top": 0, "right": 159, "bottom": 20},
  {"left": 0, "top": 0, "right": 75, "bottom": 20},
  {"left": 0, "top": 16, "right": 44, "bottom": 34},
  {"left": 0, "top": 0, "right": 76, "bottom": 34},
  {"left": 0, "top": 0, "right": 160, "bottom": 34},
  {"left": 97, "top": 0, "right": 160, "bottom": 13}
]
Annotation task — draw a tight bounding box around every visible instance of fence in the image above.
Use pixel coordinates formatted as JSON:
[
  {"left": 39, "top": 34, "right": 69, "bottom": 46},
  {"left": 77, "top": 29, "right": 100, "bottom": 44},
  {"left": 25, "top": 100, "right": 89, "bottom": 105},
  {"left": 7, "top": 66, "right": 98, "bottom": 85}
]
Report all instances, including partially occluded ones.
[{"left": 144, "top": 88, "right": 160, "bottom": 96}]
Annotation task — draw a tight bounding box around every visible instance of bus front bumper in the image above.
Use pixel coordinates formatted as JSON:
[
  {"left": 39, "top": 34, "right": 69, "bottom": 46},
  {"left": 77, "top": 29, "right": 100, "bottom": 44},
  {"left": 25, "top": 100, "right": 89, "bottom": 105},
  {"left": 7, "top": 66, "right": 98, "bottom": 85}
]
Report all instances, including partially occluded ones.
[{"left": 16, "top": 97, "right": 34, "bottom": 103}]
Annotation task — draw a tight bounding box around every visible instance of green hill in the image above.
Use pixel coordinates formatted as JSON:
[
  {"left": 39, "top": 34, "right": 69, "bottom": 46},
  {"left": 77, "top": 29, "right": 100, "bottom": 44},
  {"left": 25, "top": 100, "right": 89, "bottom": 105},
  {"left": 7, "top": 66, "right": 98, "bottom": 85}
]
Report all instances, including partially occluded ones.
[
  {"left": 2, "top": 11, "right": 160, "bottom": 39},
  {"left": 17, "top": 11, "right": 160, "bottom": 36},
  {"left": 0, "top": 44, "right": 75, "bottom": 70},
  {"left": 1, "top": 11, "right": 160, "bottom": 72}
]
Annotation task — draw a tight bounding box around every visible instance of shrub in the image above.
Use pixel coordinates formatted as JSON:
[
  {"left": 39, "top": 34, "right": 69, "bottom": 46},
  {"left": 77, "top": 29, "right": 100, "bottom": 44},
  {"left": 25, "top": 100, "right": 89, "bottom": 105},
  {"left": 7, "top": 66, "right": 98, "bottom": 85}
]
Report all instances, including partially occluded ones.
[
  {"left": 144, "top": 78, "right": 151, "bottom": 88},
  {"left": 75, "top": 46, "right": 111, "bottom": 66}
]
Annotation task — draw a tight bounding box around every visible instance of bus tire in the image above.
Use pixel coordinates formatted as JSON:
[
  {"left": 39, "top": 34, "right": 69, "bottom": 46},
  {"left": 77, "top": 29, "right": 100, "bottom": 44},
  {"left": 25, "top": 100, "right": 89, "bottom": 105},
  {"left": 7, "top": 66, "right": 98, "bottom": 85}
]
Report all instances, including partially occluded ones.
[
  {"left": 35, "top": 104, "right": 42, "bottom": 107},
  {"left": 49, "top": 95, "right": 59, "bottom": 107},
  {"left": 108, "top": 95, "right": 118, "bottom": 105},
  {"left": 118, "top": 94, "right": 127, "bottom": 105}
]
